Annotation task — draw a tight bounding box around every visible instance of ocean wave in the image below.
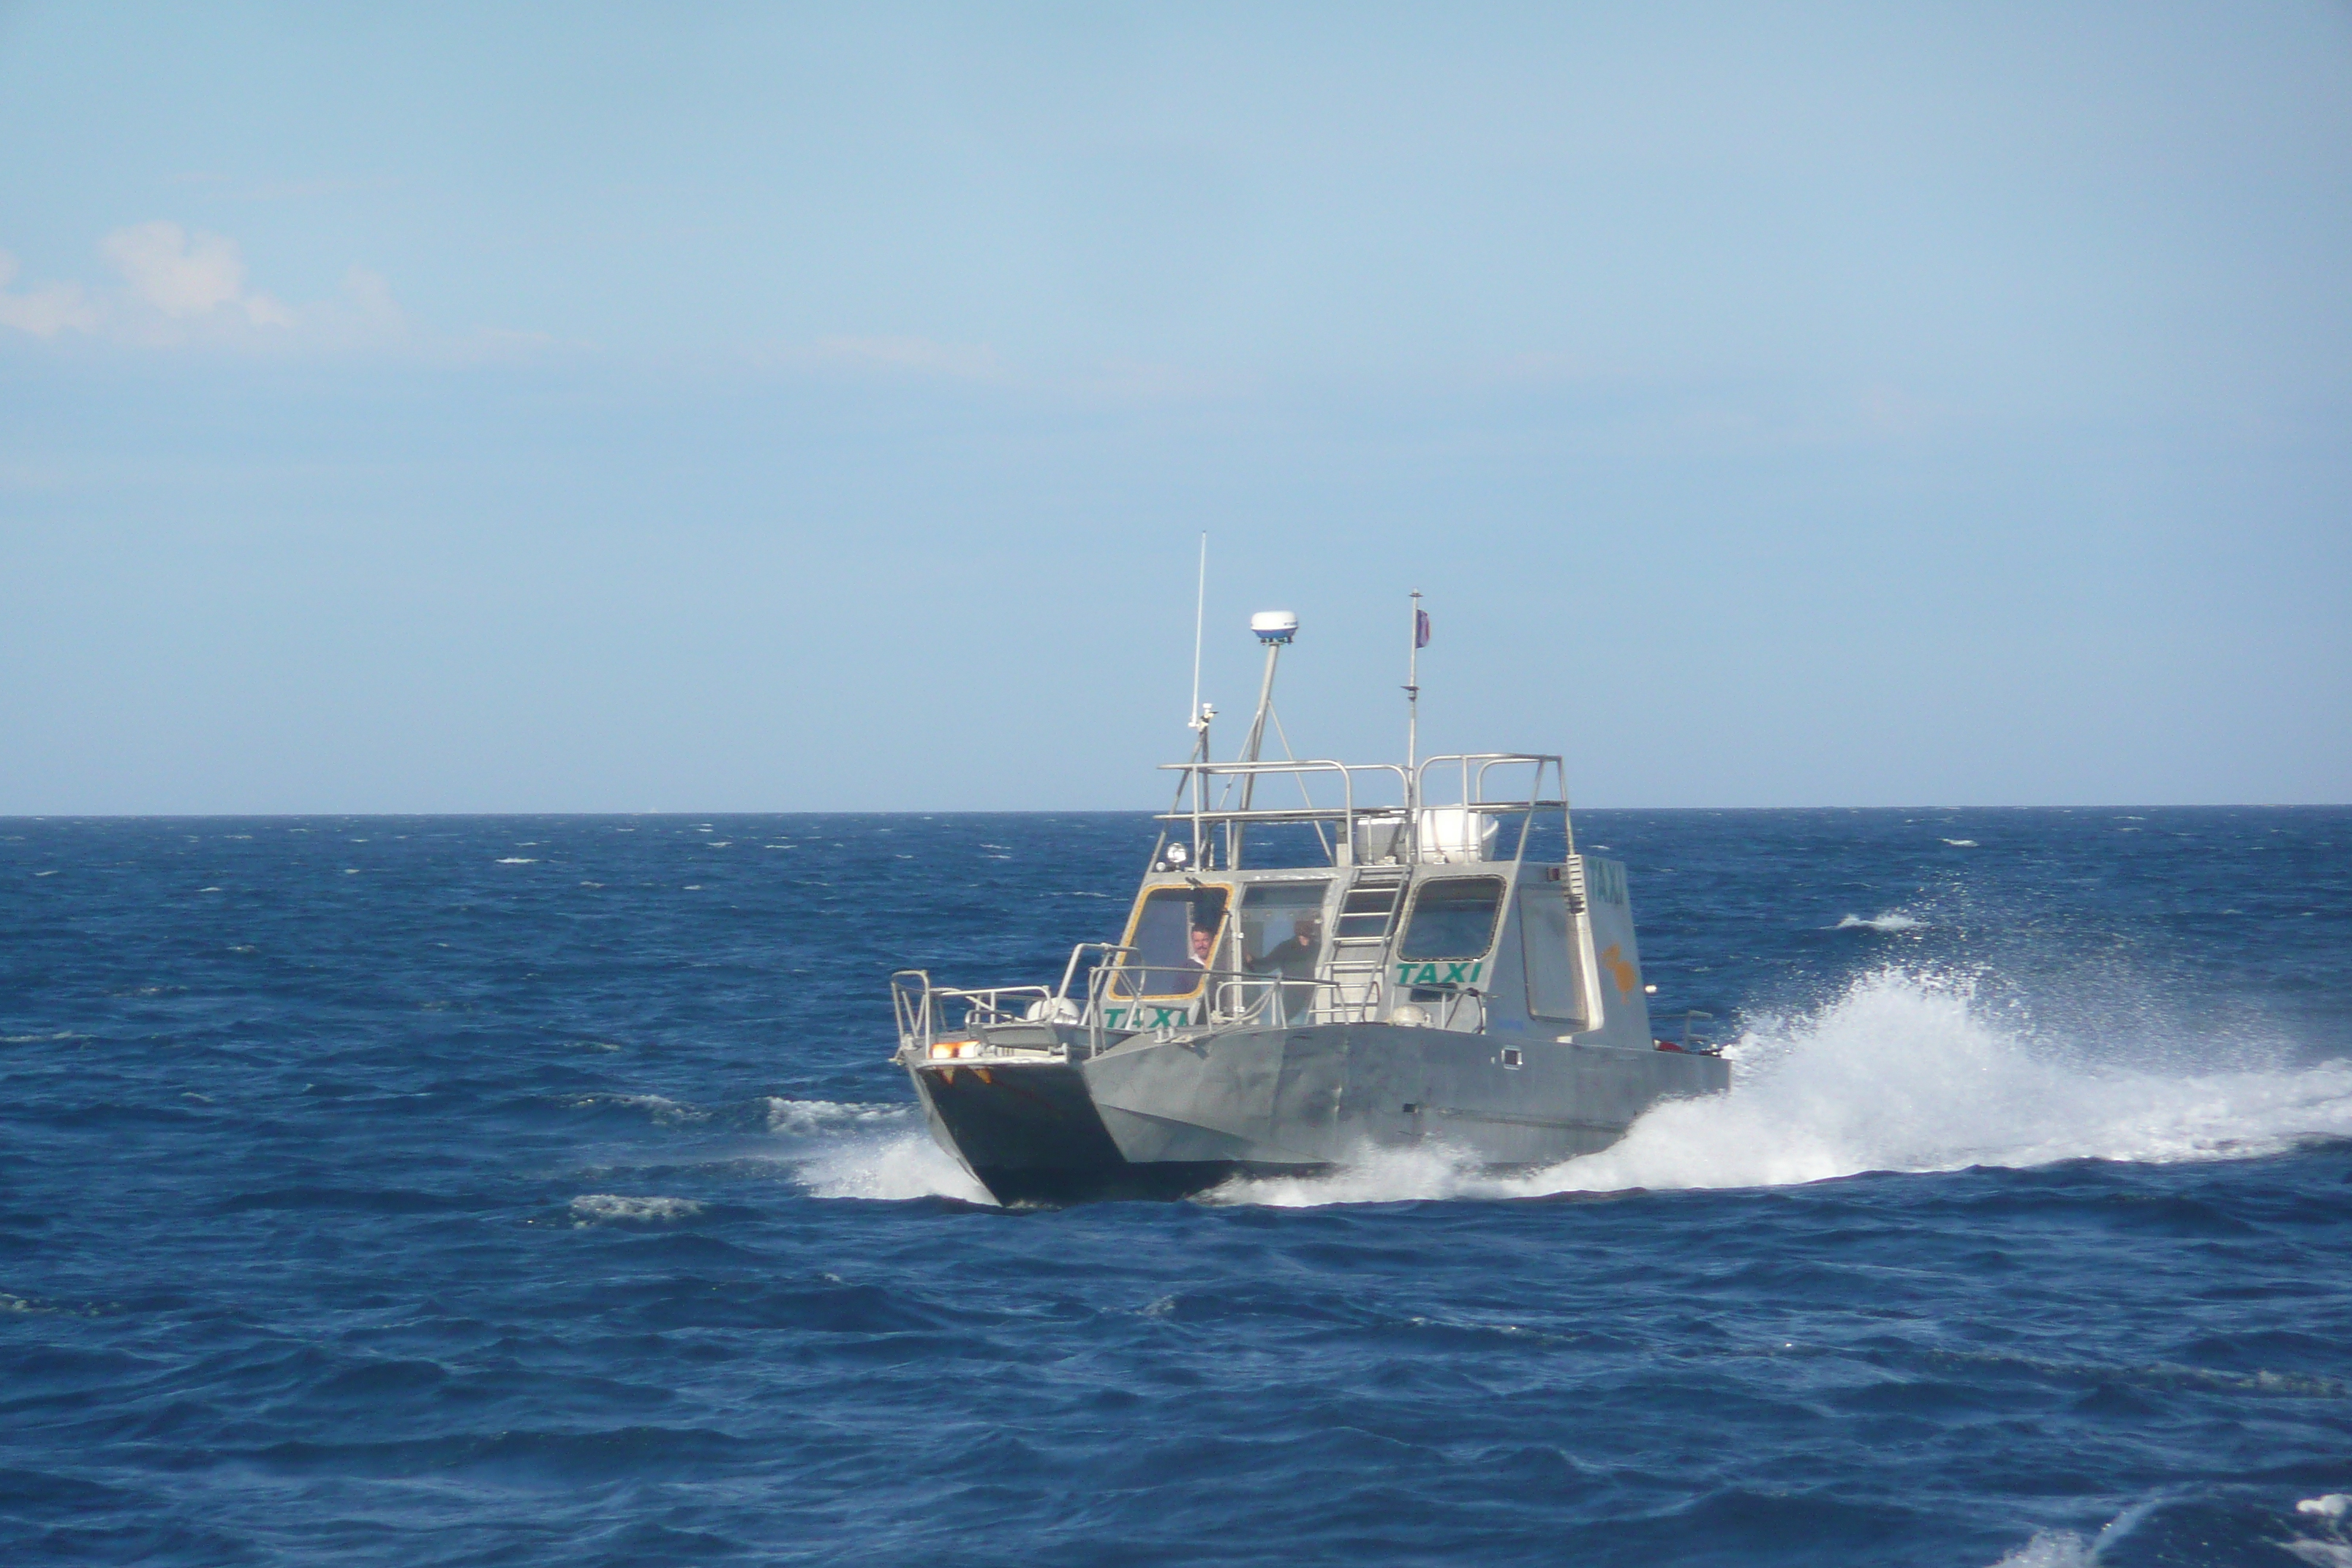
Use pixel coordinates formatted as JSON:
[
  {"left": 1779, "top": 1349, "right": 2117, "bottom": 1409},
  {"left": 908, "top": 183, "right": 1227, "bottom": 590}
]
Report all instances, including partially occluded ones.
[
  {"left": 1987, "top": 1491, "right": 2352, "bottom": 1568},
  {"left": 2291, "top": 1495, "right": 2352, "bottom": 1568},
  {"left": 761, "top": 1097, "right": 912, "bottom": 1138},
  {"left": 1834, "top": 911, "right": 1925, "bottom": 932},
  {"left": 1213, "top": 966, "right": 2352, "bottom": 1206},
  {"left": 568, "top": 1194, "right": 704, "bottom": 1226},
  {"left": 568, "top": 1093, "right": 709, "bottom": 1126},
  {"left": 1989, "top": 1530, "right": 2095, "bottom": 1567}
]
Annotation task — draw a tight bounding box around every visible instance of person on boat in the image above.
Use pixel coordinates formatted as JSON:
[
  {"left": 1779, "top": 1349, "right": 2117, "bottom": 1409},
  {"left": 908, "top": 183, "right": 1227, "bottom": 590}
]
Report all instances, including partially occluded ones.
[
  {"left": 1247, "top": 913, "right": 1322, "bottom": 1019},
  {"left": 1187, "top": 925, "right": 1215, "bottom": 973},
  {"left": 1248, "top": 915, "right": 1321, "bottom": 981}
]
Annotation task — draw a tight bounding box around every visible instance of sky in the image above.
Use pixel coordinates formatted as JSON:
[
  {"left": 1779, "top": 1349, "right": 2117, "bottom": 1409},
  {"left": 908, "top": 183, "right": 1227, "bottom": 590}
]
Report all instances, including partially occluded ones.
[{"left": 1, "top": 1, "right": 2346, "bottom": 812}]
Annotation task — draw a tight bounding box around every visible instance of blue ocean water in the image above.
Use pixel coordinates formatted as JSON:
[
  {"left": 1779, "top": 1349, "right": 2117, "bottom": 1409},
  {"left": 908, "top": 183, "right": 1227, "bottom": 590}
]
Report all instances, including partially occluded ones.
[{"left": 3, "top": 807, "right": 2349, "bottom": 1567}]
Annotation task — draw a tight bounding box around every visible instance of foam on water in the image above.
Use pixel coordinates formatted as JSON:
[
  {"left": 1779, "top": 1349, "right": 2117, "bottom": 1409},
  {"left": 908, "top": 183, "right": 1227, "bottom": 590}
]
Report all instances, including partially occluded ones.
[
  {"left": 1987, "top": 1532, "right": 2095, "bottom": 1568},
  {"left": 2294, "top": 1496, "right": 2352, "bottom": 1568},
  {"left": 761, "top": 1096, "right": 908, "bottom": 1138},
  {"left": 795, "top": 1127, "right": 993, "bottom": 1203},
  {"left": 570, "top": 1091, "right": 708, "bottom": 1125},
  {"left": 1215, "top": 967, "right": 2352, "bottom": 1207},
  {"left": 568, "top": 1194, "right": 705, "bottom": 1226},
  {"left": 1835, "top": 911, "right": 1926, "bottom": 932},
  {"left": 766, "top": 1097, "right": 995, "bottom": 1204},
  {"left": 1983, "top": 1492, "right": 2352, "bottom": 1568}
]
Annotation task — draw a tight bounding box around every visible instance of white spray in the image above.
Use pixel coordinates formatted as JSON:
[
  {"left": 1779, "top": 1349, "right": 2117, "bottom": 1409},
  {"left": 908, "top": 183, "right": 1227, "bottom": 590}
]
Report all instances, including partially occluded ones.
[{"left": 1213, "top": 966, "right": 2352, "bottom": 1207}]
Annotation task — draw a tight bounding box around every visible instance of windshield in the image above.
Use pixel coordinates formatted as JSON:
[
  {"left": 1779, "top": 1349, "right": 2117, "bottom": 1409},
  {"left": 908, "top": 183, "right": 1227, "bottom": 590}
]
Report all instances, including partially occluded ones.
[
  {"left": 1397, "top": 876, "right": 1505, "bottom": 961},
  {"left": 1115, "top": 885, "right": 1230, "bottom": 998},
  {"left": 1237, "top": 880, "right": 1327, "bottom": 978}
]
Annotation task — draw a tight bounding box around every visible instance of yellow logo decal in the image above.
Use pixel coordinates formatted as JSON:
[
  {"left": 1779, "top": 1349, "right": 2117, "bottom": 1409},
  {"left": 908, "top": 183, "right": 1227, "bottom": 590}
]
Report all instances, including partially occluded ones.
[{"left": 1600, "top": 943, "right": 1639, "bottom": 998}]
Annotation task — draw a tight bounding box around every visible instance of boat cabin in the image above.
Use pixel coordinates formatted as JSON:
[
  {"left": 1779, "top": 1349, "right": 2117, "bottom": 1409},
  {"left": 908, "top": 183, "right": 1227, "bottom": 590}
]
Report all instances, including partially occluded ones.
[{"left": 1090, "top": 753, "right": 1655, "bottom": 1051}]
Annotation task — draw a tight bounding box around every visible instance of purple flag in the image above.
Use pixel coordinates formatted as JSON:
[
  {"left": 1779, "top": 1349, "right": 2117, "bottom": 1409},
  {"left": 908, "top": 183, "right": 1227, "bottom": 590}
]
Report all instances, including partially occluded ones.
[{"left": 1415, "top": 608, "right": 1431, "bottom": 649}]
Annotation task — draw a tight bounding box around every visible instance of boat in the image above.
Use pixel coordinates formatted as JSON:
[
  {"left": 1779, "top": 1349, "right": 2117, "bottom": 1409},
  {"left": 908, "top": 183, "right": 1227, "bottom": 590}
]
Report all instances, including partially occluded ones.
[{"left": 888, "top": 600, "right": 1728, "bottom": 1203}]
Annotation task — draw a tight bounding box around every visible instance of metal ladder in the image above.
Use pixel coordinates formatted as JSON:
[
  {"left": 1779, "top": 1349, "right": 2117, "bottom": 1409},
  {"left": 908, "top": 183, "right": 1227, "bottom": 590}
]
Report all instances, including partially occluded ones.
[{"left": 1321, "top": 869, "right": 1406, "bottom": 1021}]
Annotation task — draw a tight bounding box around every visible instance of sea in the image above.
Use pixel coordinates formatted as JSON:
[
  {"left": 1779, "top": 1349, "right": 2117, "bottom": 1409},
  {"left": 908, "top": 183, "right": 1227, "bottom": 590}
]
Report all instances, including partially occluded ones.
[{"left": 3, "top": 807, "right": 2348, "bottom": 1568}]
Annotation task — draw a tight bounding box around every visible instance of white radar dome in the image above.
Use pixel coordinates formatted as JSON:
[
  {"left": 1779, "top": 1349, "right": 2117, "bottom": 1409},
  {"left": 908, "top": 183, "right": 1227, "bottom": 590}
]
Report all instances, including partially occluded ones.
[{"left": 1250, "top": 611, "right": 1299, "bottom": 644}]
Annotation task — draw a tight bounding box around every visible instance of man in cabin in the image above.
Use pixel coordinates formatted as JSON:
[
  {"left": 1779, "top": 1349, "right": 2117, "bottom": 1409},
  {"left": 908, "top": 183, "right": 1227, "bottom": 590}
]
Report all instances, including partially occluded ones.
[
  {"left": 1248, "top": 914, "right": 1322, "bottom": 981},
  {"left": 1186, "top": 925, "right": 1215, "bottom": 974},
  {"left": 1246, "top": 913, "right": 1322, "bottom": 1019}
]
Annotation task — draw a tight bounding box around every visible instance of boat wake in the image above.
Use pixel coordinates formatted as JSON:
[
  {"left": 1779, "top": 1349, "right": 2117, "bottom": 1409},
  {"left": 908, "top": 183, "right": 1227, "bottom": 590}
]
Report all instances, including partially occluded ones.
[
  {"left": 771, "top": 968, "right": 2352, "bottom": 1210},
  {"left": 1210, "top": 966, "right": 2352, "bottom": 1207},
  {"left": 1986, "top": 1491, "right": 2352, "bottom": 1568},
  {"left": 766, "top": 1098, "right": 994, "bottom": 1204}
]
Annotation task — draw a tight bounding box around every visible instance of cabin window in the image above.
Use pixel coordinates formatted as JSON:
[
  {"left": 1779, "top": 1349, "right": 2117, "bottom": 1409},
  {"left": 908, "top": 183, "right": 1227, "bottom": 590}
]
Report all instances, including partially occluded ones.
[
  {"left": 1116, "top": 886, "right": 1229, "bottom": 998},
  {"left": 1397, "top": 876, "right": 1505, "bottom": 961},
  {"left": 1237, "top": 880, "right": 1327, "bottom": 980}
]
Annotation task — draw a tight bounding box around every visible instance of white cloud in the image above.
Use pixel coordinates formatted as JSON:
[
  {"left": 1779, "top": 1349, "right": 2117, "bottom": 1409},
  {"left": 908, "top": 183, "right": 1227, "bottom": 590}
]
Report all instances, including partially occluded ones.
[
  {"left": 0, "top": 253, "right": 102, "bottom": 336},
  {"left": 100, "top": 221, "right": 252, "bottom": 317},
  {"left": 0, "top": 222, "right": 404, "bottom": 350}
]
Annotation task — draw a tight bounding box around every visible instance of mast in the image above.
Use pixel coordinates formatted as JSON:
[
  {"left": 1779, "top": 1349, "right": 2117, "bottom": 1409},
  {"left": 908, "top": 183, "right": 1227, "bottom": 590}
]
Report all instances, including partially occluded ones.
[
  {"left": 1188, "top": 534, "right": 1207, "bottom": 742},
  {"left": 1235, "top": 611, "right": 1297, "bottom": 825},
  {"left": 1186, "top": 533, "right": 1210, "bottom": 864},
  {"left": 1405, "top": 589, "right": 1425, "bottom": 806}
]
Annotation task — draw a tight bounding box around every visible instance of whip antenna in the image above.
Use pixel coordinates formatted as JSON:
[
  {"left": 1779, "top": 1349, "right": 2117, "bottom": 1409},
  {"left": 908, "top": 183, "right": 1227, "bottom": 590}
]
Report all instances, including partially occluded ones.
[
  {"left": 1405, "top": 589, "right": 1426, "bottom": 785},
  {"left": 1189, "top": 532, "right": 1207, "bottom": 734}
]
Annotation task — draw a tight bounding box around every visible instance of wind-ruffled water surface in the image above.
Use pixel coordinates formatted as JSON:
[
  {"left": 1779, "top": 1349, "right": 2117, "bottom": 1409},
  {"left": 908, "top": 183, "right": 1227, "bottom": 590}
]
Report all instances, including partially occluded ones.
[{"left": 3, "top": 807, "right": 2348, "bottom": 1567}]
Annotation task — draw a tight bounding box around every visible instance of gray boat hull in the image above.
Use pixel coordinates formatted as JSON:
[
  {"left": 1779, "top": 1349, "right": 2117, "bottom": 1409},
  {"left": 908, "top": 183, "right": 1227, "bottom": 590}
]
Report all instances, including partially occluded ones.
[{"left": 907, "top": 1021, "right": 1728, "bottom": 1205}]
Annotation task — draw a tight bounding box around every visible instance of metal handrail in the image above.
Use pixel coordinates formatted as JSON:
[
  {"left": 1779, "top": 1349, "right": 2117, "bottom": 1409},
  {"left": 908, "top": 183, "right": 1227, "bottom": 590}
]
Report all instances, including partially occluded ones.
[
  {"left": 1057, "top": 942, "right": 1133, "bottom": 1004},
  {"left": 1153, "top": 759, "right": 1411, "bottom": 853},
  {"left": 1415, "top": 753, "right": 1558, "bottom": 805},
  {"left": 889, "top": 970, "right": 935, "bottom": 1055},
  {"left": 1164, "top": 757, "right": 1409, "bottom": 786},
  {"left": 902, "top": 949, "right": 1488, "bottom": 1060},
  {"left": 1088, "top": 960, "right": 1466, "bottom": 1039},
  {"left": 1207, "top": 970, "right": 1382, "bottom": 1029},
  {"left": 1147, "top": 755, "right": 1581, "bottom": 875},
  {"left": 889, "top": 969, "right": 1060, "bottom": 1055},
  {"left": 1091, "top": 964, "right": 1316, "bottom": 1039},
  {"left": 1415, "top": 753, "right": 1570, "bottom": 867}
]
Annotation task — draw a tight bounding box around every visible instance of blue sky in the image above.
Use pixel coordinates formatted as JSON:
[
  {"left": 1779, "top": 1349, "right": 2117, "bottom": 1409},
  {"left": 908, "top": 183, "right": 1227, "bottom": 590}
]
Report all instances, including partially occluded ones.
[{"left": 2, "top": 2, "right": 2346, "bottom": 811}]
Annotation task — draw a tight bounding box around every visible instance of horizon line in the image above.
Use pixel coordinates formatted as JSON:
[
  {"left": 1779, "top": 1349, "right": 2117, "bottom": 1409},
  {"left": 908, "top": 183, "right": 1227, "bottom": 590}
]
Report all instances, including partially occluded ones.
[{"left": 3, "top": 802, "right": 2346, "bottom": 821}]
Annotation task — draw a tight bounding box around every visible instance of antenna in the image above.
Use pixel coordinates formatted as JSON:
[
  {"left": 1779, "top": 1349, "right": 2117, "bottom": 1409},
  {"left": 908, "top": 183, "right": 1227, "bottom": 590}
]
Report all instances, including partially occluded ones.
[
  {"left": 1183, "top": 533, "right": 1212, "bottom": 867},
  {"left": 1405, "top": 588, "right": 1424, "bottom": 788},
  {"left": 1188, "top": 532, "right": 1207, "bottom": 734}
]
